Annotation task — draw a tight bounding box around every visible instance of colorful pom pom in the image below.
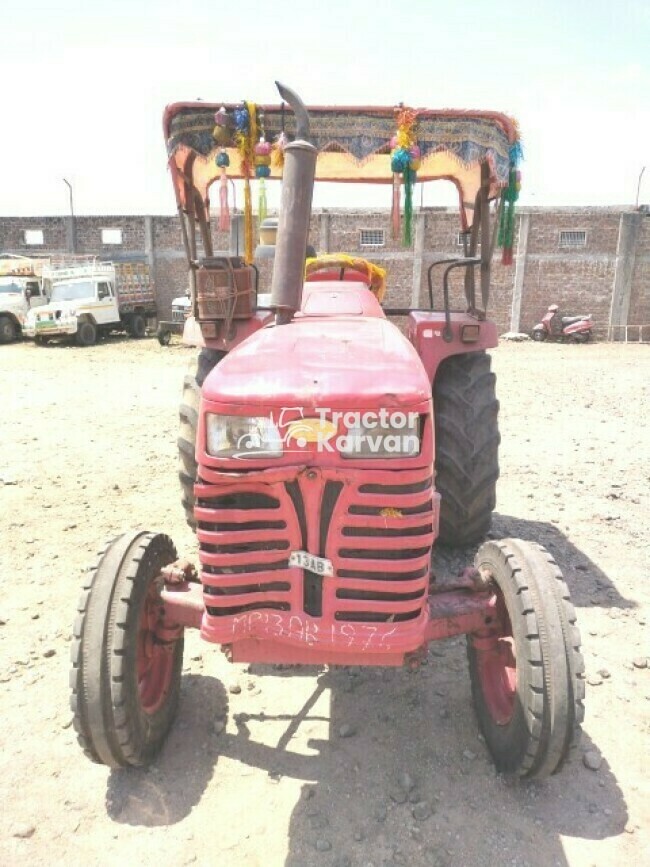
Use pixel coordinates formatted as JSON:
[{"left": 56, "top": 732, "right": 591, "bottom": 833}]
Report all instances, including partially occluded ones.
[
  {"left": 409, "top": 158, "right": 421, "bottom": 172},
  {"left": 213, "top": 125, "right": 230, "bottom": 146},
  {"left": 214, "top": 106, "right": 229, "bottom": 126},
  {"left": 216, "top": 150, "right": 230, "bottom": 168},
  {"left": 234, "top": 104, "right": 249, "bottom": 131},
  {"left": 255, "top": 165, "right": 271, "bottom": 178},
  {"left": 255, "top": 138, "right": 272, "bottom": 156},
  {"left": 254, "top": 154, "right": 271, "bottom": 167},
  {"left": 391, "top": 147, "right": 411, "bottom": 174}
]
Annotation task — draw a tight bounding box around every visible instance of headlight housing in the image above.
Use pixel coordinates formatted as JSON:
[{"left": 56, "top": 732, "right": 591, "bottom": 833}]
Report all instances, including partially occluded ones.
[
  {"left": 340, "top": 415, "right": 421, "bottom": 459},
  {"left": 206, "top": 414, "right": 283, "bottom": 459}
]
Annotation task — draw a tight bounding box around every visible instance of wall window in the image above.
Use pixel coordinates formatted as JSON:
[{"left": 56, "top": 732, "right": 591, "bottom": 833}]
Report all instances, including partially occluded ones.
[
  {"left": 359, "top": 228, "right": 385, "bottom": 248},
  {"left": 559, "top": 230, "right": 587, "bottom": 248},
  {"left": 457, "top": 231, "right": 479, "bottom": 250},
  {"left": 24, "top": 229, "right": 44, "bottom": 245},
  {"left": 101, "top": 228, "right": 123, "bottom": 245}
]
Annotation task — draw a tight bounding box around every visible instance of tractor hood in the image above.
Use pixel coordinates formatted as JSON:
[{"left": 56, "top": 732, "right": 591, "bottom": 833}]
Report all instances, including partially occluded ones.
[{"left": 202, "top": 315, "right": 431, "bottom": 411}]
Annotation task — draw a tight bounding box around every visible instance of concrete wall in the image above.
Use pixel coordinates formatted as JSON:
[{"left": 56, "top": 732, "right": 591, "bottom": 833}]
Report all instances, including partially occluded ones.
[{"left": 1, "top": 207, "right": 648, "bottom": 338}]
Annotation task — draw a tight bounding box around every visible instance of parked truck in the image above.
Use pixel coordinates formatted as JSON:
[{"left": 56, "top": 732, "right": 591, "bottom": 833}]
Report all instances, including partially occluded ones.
[
  {"left": 0, "top": 256, "right": 49, "bottom": 343},
  {"left": 24, "top": 260, "right": 156, "bottom": 346}
]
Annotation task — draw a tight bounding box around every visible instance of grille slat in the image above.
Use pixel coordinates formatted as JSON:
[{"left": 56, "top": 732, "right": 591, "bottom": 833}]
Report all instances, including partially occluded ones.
[
  {"left": 343, "top": 511, "right": 434, "bottom": 530},
  {"left": 195, "top": 506, "right": 282, "bottom": 524},
  {"left": 198, "top": 526, "right": 288, "bottom": 546}
]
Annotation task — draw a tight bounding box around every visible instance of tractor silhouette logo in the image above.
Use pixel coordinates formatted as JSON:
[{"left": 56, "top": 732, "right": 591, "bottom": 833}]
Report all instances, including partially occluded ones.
[{"left": 234, "top": 410, "right": 337, "bottom": 457}]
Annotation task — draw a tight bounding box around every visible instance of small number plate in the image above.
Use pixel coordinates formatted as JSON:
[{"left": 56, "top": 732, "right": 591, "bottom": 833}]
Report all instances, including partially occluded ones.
[{"left": 289, "top": 550, "right": 334, "bottom": 577}]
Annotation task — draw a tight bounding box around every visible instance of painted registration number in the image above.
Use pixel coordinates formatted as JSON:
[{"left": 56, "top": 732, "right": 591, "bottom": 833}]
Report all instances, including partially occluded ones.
[{"left": 289, "top": 550, "right": 334, "bottom": 577}]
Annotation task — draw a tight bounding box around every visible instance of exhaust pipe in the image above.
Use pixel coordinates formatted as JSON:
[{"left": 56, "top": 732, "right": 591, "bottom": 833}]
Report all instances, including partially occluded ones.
[{"left": 270, "top": 82, "right": 318, "bottom": 325}]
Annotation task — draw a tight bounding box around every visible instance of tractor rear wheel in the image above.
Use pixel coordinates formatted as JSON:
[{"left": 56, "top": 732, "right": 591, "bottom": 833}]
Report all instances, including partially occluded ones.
[
  {"left": 433, "top": 351, "right": 499, "bottom": 546},
  {"left": 467, "top": 539, "right": 584, "bottom": 779},
  {"left": 70, "top": 531, "right": 183, "bottom": 767},
  {"left": 178, "top": 349, "right": 226, "bottom": 529}
]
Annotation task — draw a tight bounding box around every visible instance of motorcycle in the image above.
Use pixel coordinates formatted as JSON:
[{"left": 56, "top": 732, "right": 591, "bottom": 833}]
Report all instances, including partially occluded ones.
[{"left": 531, "top": 305, "right": 593, "bottom": 342}]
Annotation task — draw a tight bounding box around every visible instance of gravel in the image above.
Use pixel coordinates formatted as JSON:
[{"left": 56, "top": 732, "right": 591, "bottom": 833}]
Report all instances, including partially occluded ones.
[{"left": 1, "top": 339, "right": 648, "bottom": 867}]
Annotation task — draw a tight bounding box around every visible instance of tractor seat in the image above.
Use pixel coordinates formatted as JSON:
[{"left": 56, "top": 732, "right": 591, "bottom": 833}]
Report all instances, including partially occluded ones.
[{"left": 561, "top": 315, "right": 584, "bottom": 325}]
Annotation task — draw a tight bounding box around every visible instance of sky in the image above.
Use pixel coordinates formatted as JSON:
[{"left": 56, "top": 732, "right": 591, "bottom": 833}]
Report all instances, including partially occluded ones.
[{"left": 1, "top": 0, "right": 648, "bottom": 216}]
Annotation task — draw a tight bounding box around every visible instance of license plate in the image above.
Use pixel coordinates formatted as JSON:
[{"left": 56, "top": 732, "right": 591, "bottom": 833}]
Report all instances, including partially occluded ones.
[{"left": 289, "top": 550, "right": 334, "bottom": 577}]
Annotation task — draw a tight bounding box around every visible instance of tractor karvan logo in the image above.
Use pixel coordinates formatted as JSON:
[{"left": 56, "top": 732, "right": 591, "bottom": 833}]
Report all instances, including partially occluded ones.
[{"left": 234, "top": 408, "right": 420, "bottom": 459}]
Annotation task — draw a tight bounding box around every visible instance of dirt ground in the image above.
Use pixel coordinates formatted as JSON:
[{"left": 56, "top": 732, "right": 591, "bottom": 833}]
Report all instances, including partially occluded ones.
[{"left": 0, "top": 336, "right": 648, "bottom": 867}]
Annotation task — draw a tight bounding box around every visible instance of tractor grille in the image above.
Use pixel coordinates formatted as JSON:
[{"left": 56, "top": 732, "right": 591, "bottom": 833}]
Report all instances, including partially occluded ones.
[
  {"left": 195, "top": 465, "right": 436, "bottom": 629},
  {"left": 323, "top": 470, "right": 435, "bottom": 623}
]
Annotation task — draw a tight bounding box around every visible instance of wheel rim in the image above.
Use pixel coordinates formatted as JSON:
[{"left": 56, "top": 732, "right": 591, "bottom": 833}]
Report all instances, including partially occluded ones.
[
  {"left": 1, "top": 321, "right": 14, "bottom": 339},
  {"left": 476, "top": 589, "right": 517, "bottom": 725},
  {"left": 137, "top": 582, "right": 175, "bottom": 714}
]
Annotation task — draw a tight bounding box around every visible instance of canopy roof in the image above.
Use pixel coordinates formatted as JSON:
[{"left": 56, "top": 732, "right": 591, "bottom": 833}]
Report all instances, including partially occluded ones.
[{"left": 164, "top": 102, "right": 520, "bottom": 227}]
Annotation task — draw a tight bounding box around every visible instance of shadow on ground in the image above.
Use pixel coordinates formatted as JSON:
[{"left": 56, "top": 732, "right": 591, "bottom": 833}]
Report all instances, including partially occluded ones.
[
  {"left": 433, "top": 513, "right": 635, "bottom": 612},
  {"left": 103, "top": 660, "right": 627, "bottom": 867}
]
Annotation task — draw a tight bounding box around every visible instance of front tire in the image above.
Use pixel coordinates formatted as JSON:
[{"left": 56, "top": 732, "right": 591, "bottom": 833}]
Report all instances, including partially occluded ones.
[
  {"left": 531, "top": 329, "right": 546, "bottom": 342},
  {"left": 0, "top": 315, "right": 17, "bottom": 344},
  {"left": 433, "top": 351, "right": 500, "bottom": 546},
  {"left": 70, "top": 531, "right": 184, "bottom": 768},
  {"left": 467, "top": 539, "right": 584, "bottom": 779},
  {"left": 76, "top": 320, "right": 97, "bottom": 347}
]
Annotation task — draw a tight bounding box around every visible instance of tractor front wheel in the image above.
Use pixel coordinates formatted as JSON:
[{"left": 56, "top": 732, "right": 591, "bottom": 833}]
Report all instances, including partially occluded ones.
[
  {"left": 467, "top": 539, "right": 584, "bottom": 779},
  {"left": 433, "top": 351, "right": 500, "bottom": 546},
  {"left": 70, "top": 531, "right": 184, "bottom": 767}
]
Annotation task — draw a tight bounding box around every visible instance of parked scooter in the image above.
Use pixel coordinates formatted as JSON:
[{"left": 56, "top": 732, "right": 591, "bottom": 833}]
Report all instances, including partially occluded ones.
[{"left": 531, "top": 305, "right": 593, "bottom": 342}]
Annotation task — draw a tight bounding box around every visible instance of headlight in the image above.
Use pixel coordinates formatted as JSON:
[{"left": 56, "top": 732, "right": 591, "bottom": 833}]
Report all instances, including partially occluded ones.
[
  {"left": 340, "top": 414, "right": 421, "bottom": 459},
  {"left": 206, "top": 414, "right": 283, "bottom": 459}
]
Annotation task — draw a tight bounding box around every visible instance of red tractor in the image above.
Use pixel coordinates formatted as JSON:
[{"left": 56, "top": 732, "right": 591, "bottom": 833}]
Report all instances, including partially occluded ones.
[{"left": 71, "top": 84, "right": 583, "bottom": 779}]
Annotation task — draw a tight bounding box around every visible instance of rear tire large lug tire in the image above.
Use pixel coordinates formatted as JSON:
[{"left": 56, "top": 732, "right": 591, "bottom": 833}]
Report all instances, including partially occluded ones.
[
  {"left": 433, "top": 351, "right": 500, "bottom": 546},
  {"left": 178, "top": 349, "right": 226, "bottom": 529}
]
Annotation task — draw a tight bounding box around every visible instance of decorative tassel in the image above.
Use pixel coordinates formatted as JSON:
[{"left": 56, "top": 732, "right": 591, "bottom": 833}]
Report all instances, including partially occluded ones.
[
  {"left": 498, "top": 167, "right": 521, "bottom": 265},
  {"left": 215, "top": 149, "right": 231, "bottom": 232},
  {"left": 234, "top": 101, "right": 258, "bottom": 264},
  {"left": 391, "top": 173, "right": 401, "bottom": 239},
  {"left": 403, "top": 166, "right": 415, "bottom": 247},
  {"left": 258, "top": 177, "right": 268, "bottom": 224},
  {"left": 272, "top": 131, "right": 288, "bottom": 169},
  {"left": 244, "top": 177, "right": 253, "bottom": 263},
  {"left": 219, "top": 171, "right": 230, "bottom": 231},
  {"left": 389, "top": 107, "right": 419, "bottom": 248}
]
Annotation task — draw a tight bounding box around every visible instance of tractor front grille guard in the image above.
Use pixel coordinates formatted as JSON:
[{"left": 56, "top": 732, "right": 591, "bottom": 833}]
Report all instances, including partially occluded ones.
[{"left": 194, "top": 464, "right": 438, "bottom": 652}]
